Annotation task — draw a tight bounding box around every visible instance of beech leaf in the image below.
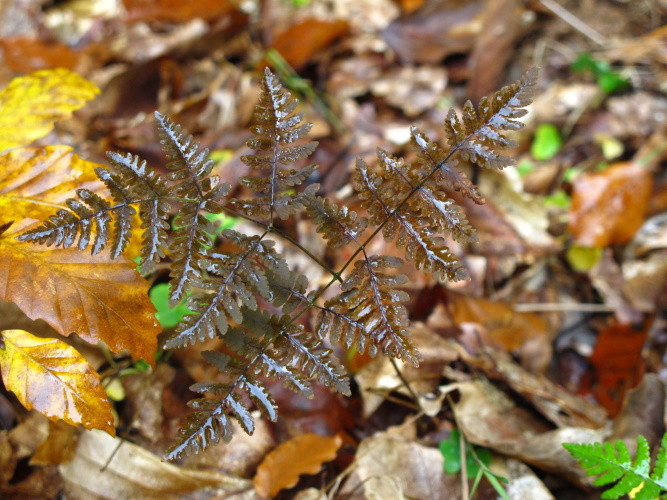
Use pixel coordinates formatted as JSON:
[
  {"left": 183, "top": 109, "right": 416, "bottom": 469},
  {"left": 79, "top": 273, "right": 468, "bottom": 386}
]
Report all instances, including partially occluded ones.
[
  {"left": 0, "top": 68, "right": 99, "bottom": 152},
  {"left": 0, "top": 146, "right": 102, "bottom": 223},
  {"left": 0, "top": 329, "right": 115, "bottom": 434},
  {"left": 253, "top": 433, "right": 343, "bottom": 497},
  {"left": 0, "top": 223, "right": 159, "bottom": 365}
]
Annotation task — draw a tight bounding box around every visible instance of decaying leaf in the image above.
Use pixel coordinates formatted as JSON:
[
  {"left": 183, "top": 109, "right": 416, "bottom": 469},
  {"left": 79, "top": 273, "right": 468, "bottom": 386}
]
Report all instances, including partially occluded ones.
[
  {"left": 589, "top": 321, "right": 648, "bottom": 416},
  {"left": 254, "top": 434, "right": 343, "bottom": 498},
  {"left": 0, "top": 329, "right": 115, "bottom": 434},
  {"left": 59, "top": 429, "right": 252, "bottom": 499},
  {"left": 340, "top": 425, "right": 462, "bottom": 499},
  {"left": 122, "top": 0, "right": 237, "bottom": 22},
  {"left": 569, "top": 162, "right": 653, "bottom": 247},
  {"left": 0, "top": 146, "right": 102, "bottom": 223},
  {"left": 0, "top": 68, "right": 99, "bottom": 152},
  {"left": 0, "top": 223, "right": 159, "bottom": 365}
]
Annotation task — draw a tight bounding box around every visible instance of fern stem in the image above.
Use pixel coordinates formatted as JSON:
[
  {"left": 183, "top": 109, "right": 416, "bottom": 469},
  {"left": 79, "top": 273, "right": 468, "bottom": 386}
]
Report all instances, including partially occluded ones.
[{"left": 218, "top": 204, "right": 340, "bottom": 280}]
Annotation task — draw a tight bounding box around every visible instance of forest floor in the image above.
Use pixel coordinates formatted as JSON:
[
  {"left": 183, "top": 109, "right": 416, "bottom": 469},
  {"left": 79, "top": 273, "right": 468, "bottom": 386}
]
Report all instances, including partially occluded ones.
[{"left": 0, "top": 0, "right": 666, "bottom": 498}]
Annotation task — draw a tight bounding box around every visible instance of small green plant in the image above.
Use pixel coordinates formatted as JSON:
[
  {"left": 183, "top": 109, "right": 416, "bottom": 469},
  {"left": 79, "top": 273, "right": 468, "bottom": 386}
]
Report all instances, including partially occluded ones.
[
  {"left": 571, "top": 53, "right": 630, "bottom": 94},
  {"left": 564, "top": 434, "right": 667, "bottom": 499},
  {"left": 440, "top": 429, "right": 509, "bottom": 499},
  {"left": 531, "top": 123, "right": 562, "bottom": 161}
]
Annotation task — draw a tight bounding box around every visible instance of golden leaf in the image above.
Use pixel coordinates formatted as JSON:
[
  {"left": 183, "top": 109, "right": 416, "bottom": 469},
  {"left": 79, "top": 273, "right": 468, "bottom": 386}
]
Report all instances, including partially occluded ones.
[
  {"left": 0, "top": 223, "right": 159, "bottom": 365},
  {"left": 0, "top": 329, "right": 115, "bottom": 434},
  {"left": 0, "top": 146, "right": 103, "bottom": 224},
  {"left": 0, "top": 68, "right": 99, "bottom": 152},
  {"left": 253, "top": 433, "right": 342, "bottom": 497}
]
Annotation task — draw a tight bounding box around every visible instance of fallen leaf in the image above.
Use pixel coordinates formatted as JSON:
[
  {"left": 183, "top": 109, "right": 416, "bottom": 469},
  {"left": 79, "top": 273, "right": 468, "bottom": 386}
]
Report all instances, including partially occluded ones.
[
  {"left": 449, "top": 293, "right": 550, "bottom": 351},
  {"left": 0, "top": 146, "right": 102, "bottom": 224},
  {"left": 383, "top": 0, "right": 486, "bottom": 64},
  {"left": 589, "top": 321, "right": 648, "bottom": 416},
  {"left": 271, "top": 19, "right": 349, "bottom": 71},
  {"left": 0, "top": 223, "right": 160, "bottom": 365},
  {"left": 0, "top": 68, "right": 99, "bottom": 152},
  {"left": 122, "top": 0, "right": 237, "bottom": 22},
  {"left": 0, "top": 36, "right": 79, "bottom": 72},
  {"left": 340, "top": 425, "right": 462, "bottom": 499},
  {"left": 31, "top": 420, "right": 79, "bottom": 465},
  {"left": 0, "top": 329, "right": 115, "bottom": 434},
  {"left": 569, "top": 162, "right": 653, "bottom": 247},
  {"left": 59, "top": 429, "right": 252, "bottom": 499},
  {"left": 253, "top": 433, "right": 342, "bottom": 498}
]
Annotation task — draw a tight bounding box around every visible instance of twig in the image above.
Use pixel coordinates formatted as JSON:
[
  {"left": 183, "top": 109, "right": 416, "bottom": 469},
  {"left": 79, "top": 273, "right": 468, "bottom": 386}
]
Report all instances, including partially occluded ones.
[
  {"left": 513, "top": 302, "right": 614, "bottom": 312},
  {"left": 539, "top": 0, "right": 606, "bottom": 46}
]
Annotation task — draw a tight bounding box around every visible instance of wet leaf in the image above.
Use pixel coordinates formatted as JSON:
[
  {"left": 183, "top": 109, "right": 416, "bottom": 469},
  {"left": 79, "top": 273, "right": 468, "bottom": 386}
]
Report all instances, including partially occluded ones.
[
  {"left": 271, "top": 19, "right": 349, "bottom": 70},
  {"left": 0, "top": 146, "right": 102, "bottom": 224},
  {"left": 60, "top": 429, "right": 250, "bottom": 498},
  {"left": 0, "top": 68, "right": 99, "bottom": 152},
  {"left": 0, "top": 223, "right": 159, "bottom": 366},
  {"left": 0, "top": 329, "right": 115, "bottom": 434},
  {"left": 589, "top": 322, "right": 648, "bottom": 416},
  {"left": 253, "top": 433, "right": 343, "bottom": 497},
  {"left": 569, "top": 162, "right": 653, "bottom": 247}
]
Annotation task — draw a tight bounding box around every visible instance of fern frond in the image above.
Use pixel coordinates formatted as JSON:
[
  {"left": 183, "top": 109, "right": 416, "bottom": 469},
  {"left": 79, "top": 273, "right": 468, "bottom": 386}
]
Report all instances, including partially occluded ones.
[
  {"left": 164, "top": 230, "right": 288, "bottom": 348},
  {"left": 17, "top": 157, "right": 172, "bottom": 259},
  {"left": 166, "top": 315, "right": 348, "bottom": 459},
  {"left": 354, "top": 158, "right": 468, "bottom": 281},
  {"left": 232, "top": 67, "right": 318, "bottom": 222},
  {"left": 243, "top": 310, "right": 350, "bottom": 396},
  {"left": 564, "top": 434, "right": 667, "bottom": 499},
  {"left": 302, "top": 193, "right": 368, "bottom": 248},
  {"left": 317, "top": 255, "right": 419, "bottom": 365}
]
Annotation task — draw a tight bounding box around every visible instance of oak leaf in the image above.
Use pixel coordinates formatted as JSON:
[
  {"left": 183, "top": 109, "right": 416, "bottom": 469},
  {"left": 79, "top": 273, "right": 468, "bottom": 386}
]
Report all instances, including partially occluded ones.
[
  {"left": 0, "top": 329, "right": 115, "bottom": 434},
  {"left": 253, "top": 433, "right": 342, "bottom": 497},
  {"left": 0, "top": 68, "right": 99, "bottom": 152},
  {"left": 0, "top": 223, "right": 159, "bottom": 365}
]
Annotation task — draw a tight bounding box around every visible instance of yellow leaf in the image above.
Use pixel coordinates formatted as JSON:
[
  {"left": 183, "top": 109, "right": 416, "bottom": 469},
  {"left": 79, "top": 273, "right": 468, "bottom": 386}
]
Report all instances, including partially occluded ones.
[
  {"left": 0, "top": 146, "right": 103, "bottom": 223},
  {"left": 254, "top": 433, "right": 342, "bottom": 497},
  {"left": 0, "top": 68, "right": 99, "bottom": 152},
  {"left": 0, "top": 223, "right": 159, "bottom": 366},
  {"left": 0, "top": 329, "right": 115, "bottom": 434}
]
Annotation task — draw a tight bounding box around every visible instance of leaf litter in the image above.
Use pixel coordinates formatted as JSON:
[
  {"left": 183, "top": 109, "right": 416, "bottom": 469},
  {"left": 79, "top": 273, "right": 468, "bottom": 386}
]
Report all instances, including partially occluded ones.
[{"left": 0, "top": 0, "right": 666, "bottom": 498}]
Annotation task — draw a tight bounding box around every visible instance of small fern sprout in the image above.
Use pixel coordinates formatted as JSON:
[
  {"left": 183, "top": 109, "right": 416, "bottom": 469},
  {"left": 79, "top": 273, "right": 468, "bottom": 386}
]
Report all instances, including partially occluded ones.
[
  {"left": 564, "top": 434, "right": 667, "bottom": 499},
  {"left": 19, "top": 66, "right": 538, "bottom": 459}
]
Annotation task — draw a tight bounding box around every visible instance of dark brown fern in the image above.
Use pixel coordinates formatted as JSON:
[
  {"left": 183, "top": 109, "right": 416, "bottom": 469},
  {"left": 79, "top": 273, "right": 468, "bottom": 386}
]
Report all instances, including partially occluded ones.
[{"left": 18, "top": 67, "right": 537, "bottom": 460}]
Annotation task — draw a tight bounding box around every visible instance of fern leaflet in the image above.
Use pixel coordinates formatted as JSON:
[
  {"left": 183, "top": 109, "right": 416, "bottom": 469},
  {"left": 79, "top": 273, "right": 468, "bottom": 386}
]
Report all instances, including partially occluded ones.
[{"left": 564, "top": 434, "right": 667, "bottom": 499}]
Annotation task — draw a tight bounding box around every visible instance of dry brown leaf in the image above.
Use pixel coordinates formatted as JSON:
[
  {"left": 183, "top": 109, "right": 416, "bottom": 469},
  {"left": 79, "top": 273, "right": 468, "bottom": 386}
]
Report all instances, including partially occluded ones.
[
  {"left": 340, "top": 425, "right": 461, "bottom": 499},
  {"left": 271, "top": 19, "right": 349, "bottom": 71},
  {"left": 569, "top": 162, "right": 653, "bottom": 247},
  {"left": 0, "top": 36, "right": 79, "bottom": 72},
  {"left": 0, "top": 223, "right": 159, "bottom": 365},
  {"left": 0, "top": 329, "right": 115, "bottom": 434},
  {"left": 31, "top": 420, "right": 78, "bottom": 466},
  {"left": 449, "top": 293, "right": 550, "bottom": 351},
  {"left": 253, "top": 433, "right": 342, "bottom": 498},
  {"left": 122, "top": 0, "right": 237, "bottom": 22},
  {"left": 60, "top": 429, "right": 252, "bottom": 499}
]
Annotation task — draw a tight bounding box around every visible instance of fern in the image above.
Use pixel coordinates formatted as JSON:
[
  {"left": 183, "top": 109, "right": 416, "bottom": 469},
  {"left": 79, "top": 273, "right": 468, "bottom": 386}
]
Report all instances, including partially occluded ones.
[
  {"left": 19, "top": 67, "right": 537, "bottom": 459},
  {"left": 564, "top": 434, "right": 667, "bottom": 499}
]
